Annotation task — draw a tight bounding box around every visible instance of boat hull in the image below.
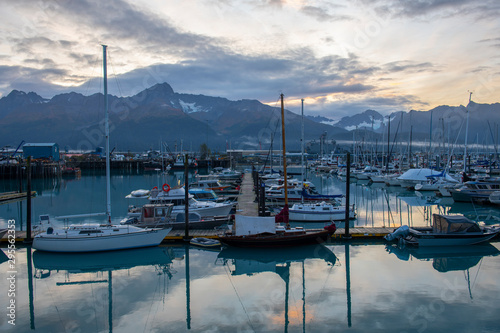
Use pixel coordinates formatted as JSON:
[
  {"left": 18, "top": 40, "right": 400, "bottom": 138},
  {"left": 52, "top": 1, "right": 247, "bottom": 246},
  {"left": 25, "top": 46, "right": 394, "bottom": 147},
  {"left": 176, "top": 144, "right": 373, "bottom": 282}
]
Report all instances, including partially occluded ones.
[
  {"left": 32, "top": 228, "right": 171, "bottom": 253},
  {"left": 218, "top": 230, "right": 332, "bottom": 248},
  {"left": 289, "top": 210, "right": 355, "bottom": 222},
  {"left": 406, "top": 229, "right": 499, "bottom": 247}
]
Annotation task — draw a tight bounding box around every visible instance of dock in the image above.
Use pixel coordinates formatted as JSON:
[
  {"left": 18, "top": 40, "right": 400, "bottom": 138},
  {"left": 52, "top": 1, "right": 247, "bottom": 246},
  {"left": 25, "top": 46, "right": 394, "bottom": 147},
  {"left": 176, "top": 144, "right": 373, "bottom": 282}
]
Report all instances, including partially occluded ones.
[
  {"left": 0, "top": 191, "right": 37, "bottom": 203},
  {"left": 0, "top": 173, "right": 396, "bottom": 244}
]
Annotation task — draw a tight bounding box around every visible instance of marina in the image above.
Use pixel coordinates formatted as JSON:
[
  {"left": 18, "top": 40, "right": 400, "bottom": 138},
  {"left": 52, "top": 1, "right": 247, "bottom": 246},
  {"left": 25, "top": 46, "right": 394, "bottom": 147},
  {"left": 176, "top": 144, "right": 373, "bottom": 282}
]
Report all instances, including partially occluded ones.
[{"left": 1, "top": 167, "right": 500, "bottom": 332}]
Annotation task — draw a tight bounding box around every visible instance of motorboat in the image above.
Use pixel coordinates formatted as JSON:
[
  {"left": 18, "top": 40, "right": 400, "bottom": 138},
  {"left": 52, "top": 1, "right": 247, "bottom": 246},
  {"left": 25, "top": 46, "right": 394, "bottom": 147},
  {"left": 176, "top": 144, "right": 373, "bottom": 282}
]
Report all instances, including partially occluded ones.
[
  {"left": 385, "top": 214, "right": 500, "bottom": 247},
  {"left": 450, "top": 179, "right": 500, "bottom": 202},
  {"left": 127, "top": 185, "right": 234, "bottom": 219},
  {"left": 266, "top": 186, "right": 342, "bottom": 203},
  {"left": 355, "top": 165, "right": 380, "bottom": 180},
  {"left": 188, "top": 178, "right": 233, "bottom": 193},
  {"left": 289, "top": 201, "right": 356, "bottom": 222},
  {"left": 210, "top": 168, "right": 242, "bottom": 182},
  {"left": 188, "top": 188, "right": 238, "bottom": 203},
  {"left": 218, "top": 215, "right": 336, "bottom": 248},
  {"left": 121, "top": 203, "right": 230, "bottom": 230}
]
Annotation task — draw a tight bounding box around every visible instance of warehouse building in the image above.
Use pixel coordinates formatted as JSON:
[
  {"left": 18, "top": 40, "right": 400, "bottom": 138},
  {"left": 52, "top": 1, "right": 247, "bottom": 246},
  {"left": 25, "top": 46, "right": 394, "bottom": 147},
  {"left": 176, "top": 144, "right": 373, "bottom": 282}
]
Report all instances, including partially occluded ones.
[{"left": 23, "top": 143, "right": 60, "bottom": 161}]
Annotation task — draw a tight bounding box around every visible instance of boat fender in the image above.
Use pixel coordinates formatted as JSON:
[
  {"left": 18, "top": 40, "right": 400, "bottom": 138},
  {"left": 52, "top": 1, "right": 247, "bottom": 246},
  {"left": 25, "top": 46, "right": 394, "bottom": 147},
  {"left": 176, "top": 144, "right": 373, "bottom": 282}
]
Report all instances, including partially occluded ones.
[
  {"left": 162, "top": 183, "right": 170, "bottom": 192},
  {"left": 324, "top": 223, "right": 336, "bottom": 233}
]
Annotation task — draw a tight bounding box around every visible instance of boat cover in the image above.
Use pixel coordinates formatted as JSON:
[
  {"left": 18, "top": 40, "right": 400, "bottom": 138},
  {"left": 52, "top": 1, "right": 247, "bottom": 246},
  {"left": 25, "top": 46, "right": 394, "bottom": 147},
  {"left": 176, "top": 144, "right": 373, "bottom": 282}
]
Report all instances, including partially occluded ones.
[
  {"left": 397, "top": 168, "right": 458, "bottom": 182},
  {"left": 432, "top": 214, "right": 481, "bottom": 234},
  {"left": 234, "top": 215, "right": 276, "bottom": 236}
]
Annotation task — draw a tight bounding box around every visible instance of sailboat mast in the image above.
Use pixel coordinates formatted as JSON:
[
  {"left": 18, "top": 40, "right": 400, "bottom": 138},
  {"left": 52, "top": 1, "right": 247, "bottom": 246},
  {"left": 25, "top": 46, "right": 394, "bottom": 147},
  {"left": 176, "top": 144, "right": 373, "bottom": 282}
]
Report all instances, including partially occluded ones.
[
  {"left": 280, "top": 94, "right": 288, "bottom": 206},
  {"left": 103, "top": 44, "right": 111, "bottom": 223},
  {"left": 301, "top": 99, "right": 304, "bottom": 181},
  {"left": 463, "top": 92, "right": 472, "bottom": 173}
]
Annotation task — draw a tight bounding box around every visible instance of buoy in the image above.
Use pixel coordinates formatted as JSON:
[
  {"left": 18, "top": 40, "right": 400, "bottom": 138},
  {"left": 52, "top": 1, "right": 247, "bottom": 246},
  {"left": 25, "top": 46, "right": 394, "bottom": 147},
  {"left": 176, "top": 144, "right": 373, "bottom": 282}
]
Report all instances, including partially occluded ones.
[{"left": 162, "top": 183, "right": 171, "bottom": 192}]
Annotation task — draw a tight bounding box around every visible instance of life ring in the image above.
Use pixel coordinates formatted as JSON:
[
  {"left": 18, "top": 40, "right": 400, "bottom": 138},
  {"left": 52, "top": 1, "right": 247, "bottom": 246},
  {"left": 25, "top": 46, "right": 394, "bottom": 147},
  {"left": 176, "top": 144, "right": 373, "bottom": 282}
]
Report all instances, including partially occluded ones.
[
  {"left": 152, "top": 186, "right": 158, "bottom": 190},
  {"left": 162, "top": 183, "right": 171, "bottom": 192}
]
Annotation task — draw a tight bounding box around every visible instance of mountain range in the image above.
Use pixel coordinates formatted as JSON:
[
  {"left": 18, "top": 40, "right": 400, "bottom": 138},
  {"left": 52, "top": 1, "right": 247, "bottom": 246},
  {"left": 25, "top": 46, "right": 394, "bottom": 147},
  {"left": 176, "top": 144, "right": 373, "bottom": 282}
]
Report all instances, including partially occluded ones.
[{"left": 1, "top": 82, "right": 499, "bottom": 153}]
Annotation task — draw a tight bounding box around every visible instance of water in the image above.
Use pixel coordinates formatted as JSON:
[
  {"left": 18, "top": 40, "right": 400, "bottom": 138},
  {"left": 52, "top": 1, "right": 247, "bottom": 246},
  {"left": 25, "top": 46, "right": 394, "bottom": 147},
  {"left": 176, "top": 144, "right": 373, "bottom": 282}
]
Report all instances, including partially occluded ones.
[
  {"left": 1, "top": 243, "right": 500, "bottom": 332},
  {"left": 1, "top": 170, "right": 500, "bottom": 332}
]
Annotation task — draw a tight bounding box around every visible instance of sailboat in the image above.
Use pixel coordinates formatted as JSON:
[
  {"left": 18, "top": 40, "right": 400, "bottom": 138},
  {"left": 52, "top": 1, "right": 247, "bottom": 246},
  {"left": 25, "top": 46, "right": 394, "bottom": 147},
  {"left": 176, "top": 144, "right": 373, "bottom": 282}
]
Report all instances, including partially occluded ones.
[
  {"left": 218, "top": 94, "right": 336, "bottom": 247},
  {"left": 32, "top": 45, "right": 172, "bottom": 253}
]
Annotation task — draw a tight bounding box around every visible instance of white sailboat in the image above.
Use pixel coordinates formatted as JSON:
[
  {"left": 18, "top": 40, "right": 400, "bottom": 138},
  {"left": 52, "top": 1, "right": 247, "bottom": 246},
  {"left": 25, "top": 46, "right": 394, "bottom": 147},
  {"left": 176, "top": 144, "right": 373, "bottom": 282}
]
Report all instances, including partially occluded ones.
[{"left": 32, "top": 45, "right": 172, "bottom": 253}]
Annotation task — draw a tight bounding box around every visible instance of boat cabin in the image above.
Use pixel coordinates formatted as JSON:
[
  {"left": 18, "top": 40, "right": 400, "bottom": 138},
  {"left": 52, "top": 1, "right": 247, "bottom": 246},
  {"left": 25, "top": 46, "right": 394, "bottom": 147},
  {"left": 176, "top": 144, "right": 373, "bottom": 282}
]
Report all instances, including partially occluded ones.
[{"left": 140, "top": 204, "right": 174, "bottom": 224}]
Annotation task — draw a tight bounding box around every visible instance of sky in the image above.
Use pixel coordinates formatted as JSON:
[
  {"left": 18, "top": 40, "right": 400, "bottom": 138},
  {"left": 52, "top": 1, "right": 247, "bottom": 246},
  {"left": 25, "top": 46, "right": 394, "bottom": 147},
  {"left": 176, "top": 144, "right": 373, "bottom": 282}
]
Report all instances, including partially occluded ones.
[{"left": 0, "top": 0, "right": 499, "bottom": 120}]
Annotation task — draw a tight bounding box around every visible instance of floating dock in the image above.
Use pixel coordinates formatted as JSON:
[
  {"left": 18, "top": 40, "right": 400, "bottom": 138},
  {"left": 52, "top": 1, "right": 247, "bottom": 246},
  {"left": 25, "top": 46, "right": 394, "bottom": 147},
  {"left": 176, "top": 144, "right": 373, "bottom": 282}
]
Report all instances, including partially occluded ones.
[
  {"left": 0, "top": 191, "right": 37, "bottom": 203},
  {"left": 1, "top": 172, "right": 395, "bottom": 244}
]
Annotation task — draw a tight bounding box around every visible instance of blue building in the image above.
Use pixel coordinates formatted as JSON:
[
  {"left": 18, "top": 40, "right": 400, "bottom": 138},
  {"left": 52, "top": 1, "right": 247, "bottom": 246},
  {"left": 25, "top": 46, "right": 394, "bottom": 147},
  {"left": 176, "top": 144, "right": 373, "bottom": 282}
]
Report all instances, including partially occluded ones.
[{"left": 23, "top": 143, "right": 60, "bottom": 161}]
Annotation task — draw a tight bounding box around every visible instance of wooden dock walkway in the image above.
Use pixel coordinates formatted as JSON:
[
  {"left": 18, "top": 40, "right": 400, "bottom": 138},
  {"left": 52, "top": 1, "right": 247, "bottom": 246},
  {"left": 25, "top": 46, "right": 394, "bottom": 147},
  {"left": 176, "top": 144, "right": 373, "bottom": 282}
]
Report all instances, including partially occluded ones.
[
  {"left": 235, "top": 172, "right": 258, "bottom": 216},
  {"left": 0, "top": 191, "right": 36, "bottom": 203}
]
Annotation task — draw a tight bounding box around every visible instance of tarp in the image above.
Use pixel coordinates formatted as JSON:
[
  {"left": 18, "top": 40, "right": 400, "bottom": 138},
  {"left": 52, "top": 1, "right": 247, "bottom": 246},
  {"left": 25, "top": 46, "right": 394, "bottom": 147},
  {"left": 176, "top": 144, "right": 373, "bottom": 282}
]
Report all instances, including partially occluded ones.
[
  {"left": 432, "top": 214, "right": 481, "bottom": 233},
  {"left": 234, "top": 215, "right": 276, "bottom": 236},
  {"left": 397, "top": 168, "right": 458, "bottom": 183}
]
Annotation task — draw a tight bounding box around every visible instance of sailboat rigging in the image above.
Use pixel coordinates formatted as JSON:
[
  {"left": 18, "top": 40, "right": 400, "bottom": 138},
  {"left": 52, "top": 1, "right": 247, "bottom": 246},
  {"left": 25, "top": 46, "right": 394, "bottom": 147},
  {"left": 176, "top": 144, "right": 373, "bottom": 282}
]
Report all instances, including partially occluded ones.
[{"left": 32, "top": 45, "right": 172, "bottom": 252}]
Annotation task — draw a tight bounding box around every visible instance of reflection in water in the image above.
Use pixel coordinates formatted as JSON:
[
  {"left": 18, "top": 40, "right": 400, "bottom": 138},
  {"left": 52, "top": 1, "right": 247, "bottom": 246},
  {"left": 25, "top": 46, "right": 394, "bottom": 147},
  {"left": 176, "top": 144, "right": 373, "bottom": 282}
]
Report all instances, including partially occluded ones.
[
  {"left": 386, "top": 243, "right": 500, "bottom": 299},
  {"left": 31, "top": 246, "right": 175, "bottom": 333},
  {"left": 33, "top": 246, "right": 174, "bottom": 273},
  {"left": 218, "top": 244, "right": 340, "bottom": 332},
  {"left": 3, "top": 241, "right": 500, "bottom": 332}
]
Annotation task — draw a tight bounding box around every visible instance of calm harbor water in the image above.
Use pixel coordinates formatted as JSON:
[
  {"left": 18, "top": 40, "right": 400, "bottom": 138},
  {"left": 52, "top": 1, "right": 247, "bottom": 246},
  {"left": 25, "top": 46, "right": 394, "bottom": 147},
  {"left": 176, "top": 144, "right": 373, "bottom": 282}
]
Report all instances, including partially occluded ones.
[{"left": 1, "top": 169, "right": 500, "bottom": 332}]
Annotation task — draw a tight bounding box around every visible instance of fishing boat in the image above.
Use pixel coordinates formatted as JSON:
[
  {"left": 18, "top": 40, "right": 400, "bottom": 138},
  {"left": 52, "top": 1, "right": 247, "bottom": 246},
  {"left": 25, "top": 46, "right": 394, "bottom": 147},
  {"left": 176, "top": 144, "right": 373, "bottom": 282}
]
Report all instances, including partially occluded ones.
[
  {"left": 218, "top": 95, "right": 336, "bottom": 248},
  {"left": 218, "top": 215, "right": 336, "bottom": 248},
  {"left": 289, "top": 201, "right": 356, "bottom": 222},
  {"left": 32, "top": 45, "right": 172, "bottom": 253},
  {"left": 385, "top": 214, "right": 500, "bottom": 247}
]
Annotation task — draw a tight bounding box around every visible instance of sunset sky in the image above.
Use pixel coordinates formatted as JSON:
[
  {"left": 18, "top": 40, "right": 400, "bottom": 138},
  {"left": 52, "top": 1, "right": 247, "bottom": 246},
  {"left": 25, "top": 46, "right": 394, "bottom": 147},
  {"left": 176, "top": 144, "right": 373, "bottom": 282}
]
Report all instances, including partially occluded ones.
[{"left": 1, "top": 0, "right": 499, "bottom": 119}]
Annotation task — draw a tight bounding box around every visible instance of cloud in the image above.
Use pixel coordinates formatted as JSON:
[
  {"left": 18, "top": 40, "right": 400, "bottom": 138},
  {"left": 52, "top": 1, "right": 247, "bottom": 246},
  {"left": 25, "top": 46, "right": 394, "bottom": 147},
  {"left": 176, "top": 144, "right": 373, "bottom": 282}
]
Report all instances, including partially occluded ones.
[
  {"left": 0, "top": 65, "right": 70, "bottom": 96},
  {"left": 300, "top": 5, "right": 352, "bottom": 22},
  {"left": 382, "top": 60, "right": 439, "bottom": 74},
  {"left": 364, "top": 0, "right": 500, "bottom": 20}
]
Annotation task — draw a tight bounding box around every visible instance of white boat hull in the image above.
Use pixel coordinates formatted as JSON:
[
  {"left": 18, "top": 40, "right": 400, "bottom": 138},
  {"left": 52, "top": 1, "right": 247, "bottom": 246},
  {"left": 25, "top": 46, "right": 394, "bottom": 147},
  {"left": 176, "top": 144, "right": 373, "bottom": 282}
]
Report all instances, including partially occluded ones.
[
  {"left": 407, "top": 229, "right": 499, "bottom": 247},
  {"left": 289, "top": 203, "right": 356, "bottom": 222},
  {"left": 172, "top": 203, "right": 232, "bottom": 218},
  {"left": 289, "top": 210, "right": 355, "bottom": 222},
  {"left": 33, "top": 227, "right": 171, "bottom": 253}
]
